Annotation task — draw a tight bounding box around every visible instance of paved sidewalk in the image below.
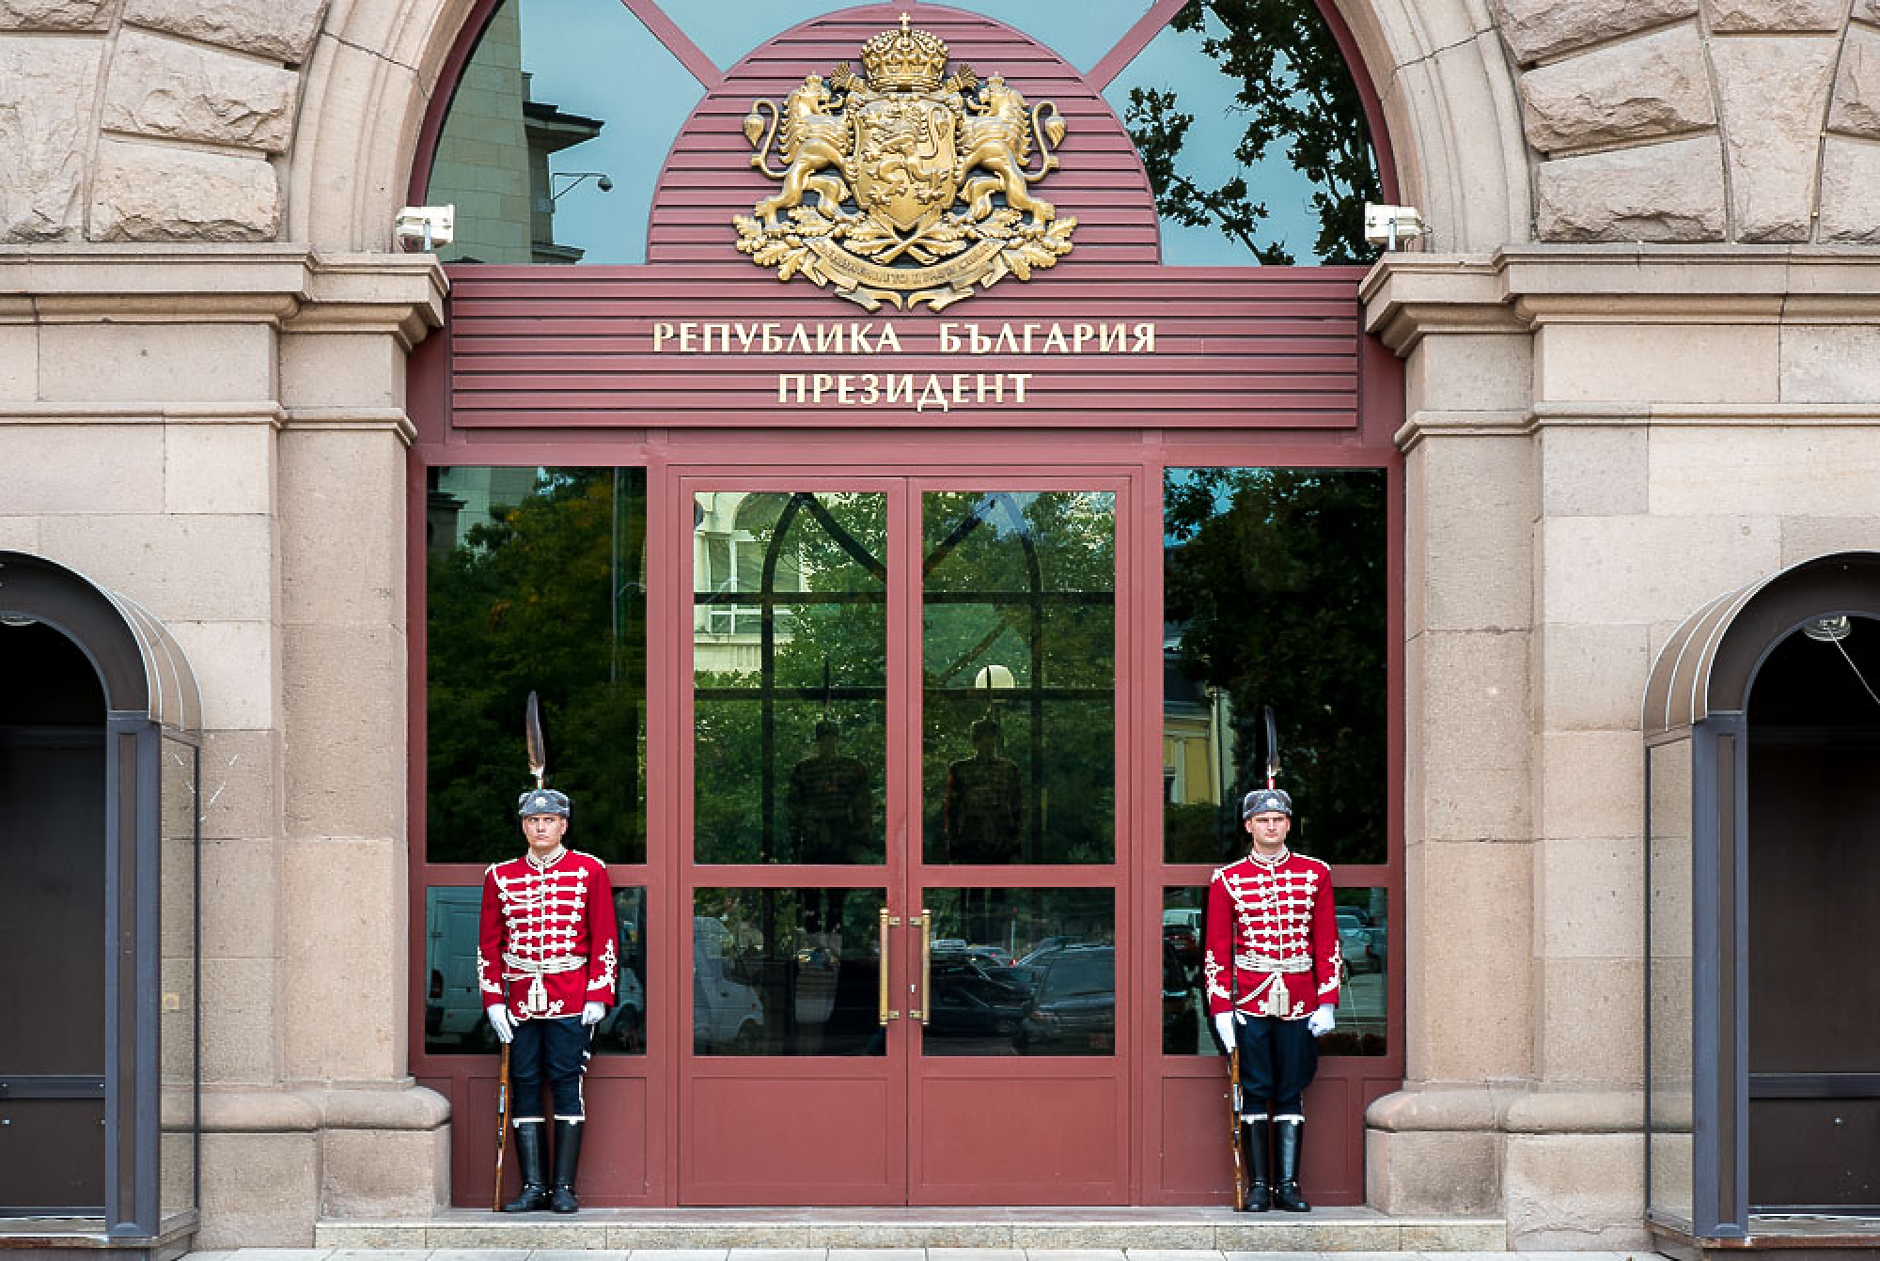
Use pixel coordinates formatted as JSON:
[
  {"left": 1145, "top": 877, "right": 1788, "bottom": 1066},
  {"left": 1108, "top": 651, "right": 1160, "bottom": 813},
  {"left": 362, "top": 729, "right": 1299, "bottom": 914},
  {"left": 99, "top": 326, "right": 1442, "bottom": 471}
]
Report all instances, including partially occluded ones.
[{"left": 185, "top": 1248, "right": 1664, "bottom": 1260}]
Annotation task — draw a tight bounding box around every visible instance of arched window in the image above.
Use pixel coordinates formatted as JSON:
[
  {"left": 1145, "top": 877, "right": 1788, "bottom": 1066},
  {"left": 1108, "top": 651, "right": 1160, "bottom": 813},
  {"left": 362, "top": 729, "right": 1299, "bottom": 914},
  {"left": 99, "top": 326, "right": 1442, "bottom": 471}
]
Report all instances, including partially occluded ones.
[{"left": 421, "top": 0, "right": 1385, "bottom": 266}]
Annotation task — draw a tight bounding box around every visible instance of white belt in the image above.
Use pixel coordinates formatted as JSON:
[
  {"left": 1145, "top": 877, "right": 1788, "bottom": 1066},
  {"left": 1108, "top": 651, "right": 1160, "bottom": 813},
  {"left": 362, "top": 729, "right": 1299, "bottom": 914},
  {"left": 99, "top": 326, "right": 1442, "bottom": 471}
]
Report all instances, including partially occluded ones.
[
  {"left": 1236, "top": 951, "right": 1310, "bottom": 973},
  {"left": 502, "top": 952, "right": 587, "bottom": 1015}
]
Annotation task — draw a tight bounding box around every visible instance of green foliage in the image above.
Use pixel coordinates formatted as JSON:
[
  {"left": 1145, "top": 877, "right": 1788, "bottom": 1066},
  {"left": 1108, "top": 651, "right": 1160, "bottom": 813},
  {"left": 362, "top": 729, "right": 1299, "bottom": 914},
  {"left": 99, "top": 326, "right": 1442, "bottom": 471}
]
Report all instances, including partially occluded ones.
[
  {"left": 1124, "top": 0, "right": 1382, "bottom": 264},
  {"left": 1163, "top": 467, "right": 1387, "bottom": 864},
  {"left": 426, "top": 468, "right": 648, "bottom": 865},
  {"left": 692, "top": 490, "right": 1119, "bottom": 867}
]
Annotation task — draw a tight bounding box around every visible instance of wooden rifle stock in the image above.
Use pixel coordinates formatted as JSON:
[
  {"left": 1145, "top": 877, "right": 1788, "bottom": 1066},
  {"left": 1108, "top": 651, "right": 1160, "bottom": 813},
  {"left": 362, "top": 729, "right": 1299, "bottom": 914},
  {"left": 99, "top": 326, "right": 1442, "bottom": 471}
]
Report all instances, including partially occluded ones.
[
  {"left": 1228, "top": 1041, "right": 1246, "bottom": 1211},
  {"left": 492, "top": 1041, "right": 511, "bottom": 1212}
]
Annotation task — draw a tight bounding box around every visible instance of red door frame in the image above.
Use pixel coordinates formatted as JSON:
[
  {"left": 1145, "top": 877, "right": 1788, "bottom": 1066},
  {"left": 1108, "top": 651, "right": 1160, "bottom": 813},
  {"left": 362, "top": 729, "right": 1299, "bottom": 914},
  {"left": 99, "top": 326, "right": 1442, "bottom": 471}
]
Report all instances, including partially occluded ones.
[
  {"left": 404, "top": 0, "right": 1408, "bottom": 1203},
  {"left": 406, "top": 420, "right": 1403, "bottom": 1209}
]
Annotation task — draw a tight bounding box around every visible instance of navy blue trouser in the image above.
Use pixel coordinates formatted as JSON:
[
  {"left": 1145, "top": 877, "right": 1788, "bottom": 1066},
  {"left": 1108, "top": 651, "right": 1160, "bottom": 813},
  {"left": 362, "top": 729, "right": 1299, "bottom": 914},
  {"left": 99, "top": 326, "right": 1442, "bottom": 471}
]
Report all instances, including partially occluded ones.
[
  {"left": 510, "top": 1015, "right": 592, "bottom": 1121},
  {"left": 1234, "top": 1014, "right": 1317, "bottom": 1116}
]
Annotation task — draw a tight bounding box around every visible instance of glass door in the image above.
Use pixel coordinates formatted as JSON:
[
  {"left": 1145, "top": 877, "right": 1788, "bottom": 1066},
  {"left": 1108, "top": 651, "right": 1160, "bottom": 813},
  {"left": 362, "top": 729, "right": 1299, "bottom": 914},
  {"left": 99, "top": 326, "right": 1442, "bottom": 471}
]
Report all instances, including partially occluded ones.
[
  {"left": 679, "top": 479, "right": 1127, "bottom": 1205},
  {"left": 906, "top": 487, "right": 1126, "bottom": 1204},
  {"left": 682, "top": 483, "right": 904, "bottom": 1204}
]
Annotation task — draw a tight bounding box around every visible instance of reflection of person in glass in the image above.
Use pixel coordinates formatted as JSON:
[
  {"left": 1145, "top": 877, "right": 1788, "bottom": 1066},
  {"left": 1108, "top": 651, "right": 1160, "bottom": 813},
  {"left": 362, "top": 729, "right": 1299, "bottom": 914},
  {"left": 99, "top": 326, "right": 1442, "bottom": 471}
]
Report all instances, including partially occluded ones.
[
  {"left": 1204, "top": 788, "right": 1340, "bottom": 1212},
  {"left": 943, "top": 716, "right": 1022, "bottom": 863},
  {"left": 787, "top": 719, "right": 872, "bottom": 863},
  {"left": 478, "top": 787, "right": 620, "bottom": 1213}
]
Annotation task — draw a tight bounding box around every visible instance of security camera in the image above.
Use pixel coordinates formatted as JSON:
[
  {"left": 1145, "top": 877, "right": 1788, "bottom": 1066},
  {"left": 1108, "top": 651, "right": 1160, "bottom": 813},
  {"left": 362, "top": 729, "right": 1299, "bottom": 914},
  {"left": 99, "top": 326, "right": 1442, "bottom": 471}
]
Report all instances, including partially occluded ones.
[
  {"left": 597, "top": 175, "right": 614, "bottom": 192},
  {"left": 1363, "top": 202, "right": 1427, "bottom": 249},
  {"left": 394, "top": 204, "right": 455, "bottom": 251}
]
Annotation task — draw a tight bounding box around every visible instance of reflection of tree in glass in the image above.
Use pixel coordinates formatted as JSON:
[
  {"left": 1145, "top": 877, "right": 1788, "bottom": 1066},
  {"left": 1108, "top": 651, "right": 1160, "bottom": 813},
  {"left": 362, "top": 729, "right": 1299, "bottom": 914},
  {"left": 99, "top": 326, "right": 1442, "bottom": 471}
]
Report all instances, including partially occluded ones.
[
  {"left": 1163, "top": 468, "right": 1386, "bottom": 864},
  {"left": 427, "top": 469, "right": 647, "bottom": 865},
  {"left": 921, "top": 493, "right": 1116, "bottom": 864},
  {"left": 693, "top": 494, "right": 888, "bottom": 865},
  {"left": 1124, "top": 0, "right": 1381, "bottom": 264},
  {"left": 689, "top": 491, "right": 1119, "bottom": 867}
]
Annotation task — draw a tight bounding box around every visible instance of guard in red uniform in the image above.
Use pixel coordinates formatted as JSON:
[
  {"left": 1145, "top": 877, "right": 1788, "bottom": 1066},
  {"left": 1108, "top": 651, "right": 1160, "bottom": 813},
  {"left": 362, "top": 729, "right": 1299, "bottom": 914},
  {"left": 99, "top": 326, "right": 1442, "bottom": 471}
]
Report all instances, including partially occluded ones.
[
  {"left": 478, "top": 786, "right": 619, "bottom": 1213},
  {"left": 1203, "top": 787, "right": 1340, "bottom": 1212}
]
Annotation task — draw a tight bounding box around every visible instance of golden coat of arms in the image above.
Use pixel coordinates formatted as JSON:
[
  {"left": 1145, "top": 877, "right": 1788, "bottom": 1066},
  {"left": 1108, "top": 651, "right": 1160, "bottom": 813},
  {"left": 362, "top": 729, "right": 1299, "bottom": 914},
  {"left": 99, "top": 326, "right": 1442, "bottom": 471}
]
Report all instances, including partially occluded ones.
[{"left": 735, "top": 16, "right": 1076, "bottom": 311}]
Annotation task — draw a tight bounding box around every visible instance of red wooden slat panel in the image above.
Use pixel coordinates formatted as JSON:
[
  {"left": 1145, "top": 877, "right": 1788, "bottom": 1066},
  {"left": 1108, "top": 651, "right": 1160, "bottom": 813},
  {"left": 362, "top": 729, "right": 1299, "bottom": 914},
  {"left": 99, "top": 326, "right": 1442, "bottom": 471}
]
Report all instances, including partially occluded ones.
[{"left": 444, "top": 265, "right": 1364, "bottom": 431}]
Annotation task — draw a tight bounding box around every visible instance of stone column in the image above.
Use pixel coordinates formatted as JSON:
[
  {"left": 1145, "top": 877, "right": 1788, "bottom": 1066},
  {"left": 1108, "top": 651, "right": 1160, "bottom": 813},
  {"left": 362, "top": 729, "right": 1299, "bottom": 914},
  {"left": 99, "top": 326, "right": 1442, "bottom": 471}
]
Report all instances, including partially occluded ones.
[
  {"left": 274, "top": 257, "right": 450, "bottom": 1229},
  {"left": 1361, "top": 259, "right": 1537, "bottom": 1218}
]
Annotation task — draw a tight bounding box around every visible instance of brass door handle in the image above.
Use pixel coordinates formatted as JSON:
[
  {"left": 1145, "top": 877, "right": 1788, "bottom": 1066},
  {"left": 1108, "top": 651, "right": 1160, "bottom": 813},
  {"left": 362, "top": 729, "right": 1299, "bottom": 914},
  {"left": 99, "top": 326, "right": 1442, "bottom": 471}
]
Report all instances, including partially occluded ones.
[
  {"left": 908, "top": 908, "right": 932, "bottom": 1024},
  {"left": 878, "top": 906, "right": 900, "bottom": 1024}
]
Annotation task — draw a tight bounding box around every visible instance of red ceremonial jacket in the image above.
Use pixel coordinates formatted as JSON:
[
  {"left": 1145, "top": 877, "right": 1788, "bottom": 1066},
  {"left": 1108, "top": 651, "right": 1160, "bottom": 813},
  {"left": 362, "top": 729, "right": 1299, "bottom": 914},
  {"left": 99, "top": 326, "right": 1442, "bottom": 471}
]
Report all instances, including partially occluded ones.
[
  {"left": 478, "top": 847, "right": 619, "bottom": 1021},
  {"left": 1202, "top": 847, "right": 1341, "bottom": 1021}
]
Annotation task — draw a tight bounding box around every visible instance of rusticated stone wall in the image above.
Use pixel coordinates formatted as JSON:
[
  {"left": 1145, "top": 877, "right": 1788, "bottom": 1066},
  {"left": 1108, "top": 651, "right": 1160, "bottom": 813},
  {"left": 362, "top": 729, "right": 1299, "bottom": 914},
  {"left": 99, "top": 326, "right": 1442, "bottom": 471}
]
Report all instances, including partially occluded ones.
[
  {"left": 1495, "top": 0, "right": 1880, "bottom": 243},
  {"left": 0, "top": 0, "right": 324, "bottom": 242},
  {"left": 8, "top": 0, "right": 1880, "bottom": 251}
]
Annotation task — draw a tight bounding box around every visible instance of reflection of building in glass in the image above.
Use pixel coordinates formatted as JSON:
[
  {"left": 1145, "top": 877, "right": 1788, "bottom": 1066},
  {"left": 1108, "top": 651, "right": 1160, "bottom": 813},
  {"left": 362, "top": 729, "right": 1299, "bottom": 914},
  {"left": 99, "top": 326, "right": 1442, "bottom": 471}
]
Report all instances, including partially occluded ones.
[
  {"left": 1162, "top": 620, "right": 1233, "bottom": 808},
  {"left": 427, "top": 2, "right": 605, "bottom": 263},
  {"left": 693, "top": 492, "right": 806, "bottom": 674},
  {"left": 426, "top": 466, "right": 543, "bottom": 553}
]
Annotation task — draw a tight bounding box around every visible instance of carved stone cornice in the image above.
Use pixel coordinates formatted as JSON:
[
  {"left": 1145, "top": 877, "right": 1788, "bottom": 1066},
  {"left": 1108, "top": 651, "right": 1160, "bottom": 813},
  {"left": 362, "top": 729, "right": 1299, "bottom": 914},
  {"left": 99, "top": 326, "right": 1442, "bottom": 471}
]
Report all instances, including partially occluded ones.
[
  {"left": 0, "top": 245, "right": 446, "bottom": 345},
  {"left": 1364, "top": 245, "right": 1880, "bottom": 354}
]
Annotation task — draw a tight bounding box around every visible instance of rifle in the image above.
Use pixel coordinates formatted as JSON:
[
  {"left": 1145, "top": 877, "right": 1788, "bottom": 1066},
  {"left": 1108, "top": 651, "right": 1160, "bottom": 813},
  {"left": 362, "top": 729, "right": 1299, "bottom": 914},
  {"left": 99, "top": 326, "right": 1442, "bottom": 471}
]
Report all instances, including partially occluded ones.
[
  {"left": 493, "top": 691, "right": 545, "bottom": 1210},
  {"left": 1226, "top": 851, "right": 1245, "bottom": 1211},
  {"left": 1227, "top": 1039, "right": 1246, "bottom": 1211},
  {"left": 492, "top": 1040, "right": 511, "bottom": 1211}
]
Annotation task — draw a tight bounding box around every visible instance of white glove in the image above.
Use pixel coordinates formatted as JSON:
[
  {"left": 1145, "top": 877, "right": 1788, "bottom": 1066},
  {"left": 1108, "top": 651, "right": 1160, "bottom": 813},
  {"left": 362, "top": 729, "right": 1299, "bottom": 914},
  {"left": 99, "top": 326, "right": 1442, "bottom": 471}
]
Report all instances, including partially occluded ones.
[
  {"left": 486, "top": 1004, "right": 514, "bottom": 1044},
  {"left": 1213, "top": 1011, "right": 1237, "bottom": 1050},
  {"left": 1307, "top": 1003, "right": 1336, "bottom": 1037},
  {"left": 581, "top": 1001, "right": 606, "bottom": 1026}
]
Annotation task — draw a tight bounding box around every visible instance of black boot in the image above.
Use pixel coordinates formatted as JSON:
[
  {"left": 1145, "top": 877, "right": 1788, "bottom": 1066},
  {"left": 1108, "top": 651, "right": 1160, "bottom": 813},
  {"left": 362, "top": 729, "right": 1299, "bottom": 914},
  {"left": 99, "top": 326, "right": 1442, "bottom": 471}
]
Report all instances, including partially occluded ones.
[
  {"left": 549, "top": 1118, "right": 584, "bottom": 1213},
  {"left": 1273, "top": 1117, "right": 1310, "bottom": 1212},
  {"left": 501, "top": 1121, "right": 551, "bottom": 1212},
  {"left": 1241, "top": 1116, "right": 1271, "bottom": 1212}
]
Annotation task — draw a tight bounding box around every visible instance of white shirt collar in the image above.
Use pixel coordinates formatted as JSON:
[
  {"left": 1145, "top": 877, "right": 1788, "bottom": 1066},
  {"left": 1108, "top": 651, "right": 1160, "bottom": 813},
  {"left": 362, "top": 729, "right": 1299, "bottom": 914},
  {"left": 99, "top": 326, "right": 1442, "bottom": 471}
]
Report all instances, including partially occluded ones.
[{"left": 526, "top": 845, "right": 567, "bottom": 871}]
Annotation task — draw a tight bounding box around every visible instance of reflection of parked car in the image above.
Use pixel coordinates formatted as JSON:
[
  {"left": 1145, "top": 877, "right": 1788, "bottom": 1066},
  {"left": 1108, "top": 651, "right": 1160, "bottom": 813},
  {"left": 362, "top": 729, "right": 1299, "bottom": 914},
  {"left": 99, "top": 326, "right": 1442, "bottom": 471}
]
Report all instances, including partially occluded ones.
[
  {"left": 425, "top": 887, "right": 493, "bottom": 1048},
  {"left": 1017, "top": 935, "right": 1080, "bottom": 966},
  {"left": 595, "top": 967, "right": 646, "bottom": 1051},
  {"left": 1162, "top": 908, "right": 1203, "bottom": 967},
  {"left": 1337, "top": 912, "right": 1384, "bottom": 975},
  {"left": 1161, "top": 940, "right": 1199, "bottom": 1053},
  {"left": 929, "top": 956, "right": 1030, "bottom": 1038},
  {"left": 694, "top": 916, "right": 766, "bottom": 1053},
  {"left": 1015, "top": 945, "right": 1115, "bottom": 1053},
  {"left": 967, "top": 944, "right": 1016, "bottom": 969}
]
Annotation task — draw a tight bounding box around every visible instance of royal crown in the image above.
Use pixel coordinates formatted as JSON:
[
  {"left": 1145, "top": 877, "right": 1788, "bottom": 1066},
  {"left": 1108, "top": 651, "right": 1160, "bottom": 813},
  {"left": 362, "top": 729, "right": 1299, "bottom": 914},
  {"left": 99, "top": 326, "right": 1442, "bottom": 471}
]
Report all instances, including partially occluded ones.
[{"left": 860, "top": 17, "right": 949, "bottom": 92}]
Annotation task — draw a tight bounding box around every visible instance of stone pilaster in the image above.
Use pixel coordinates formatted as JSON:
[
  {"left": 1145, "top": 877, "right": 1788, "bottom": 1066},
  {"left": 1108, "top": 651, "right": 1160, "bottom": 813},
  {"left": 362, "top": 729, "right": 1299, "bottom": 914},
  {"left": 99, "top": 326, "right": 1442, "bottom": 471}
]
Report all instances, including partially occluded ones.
[
  {"left": 1363, "top": 259, "right": 1536, "bottom": 1219},
  {"left": 1371, "top": 247, "right": 1880, "bottom": 1249},
  {"left": 0, "top": 246, "right": 445, "bottom": 1245}
]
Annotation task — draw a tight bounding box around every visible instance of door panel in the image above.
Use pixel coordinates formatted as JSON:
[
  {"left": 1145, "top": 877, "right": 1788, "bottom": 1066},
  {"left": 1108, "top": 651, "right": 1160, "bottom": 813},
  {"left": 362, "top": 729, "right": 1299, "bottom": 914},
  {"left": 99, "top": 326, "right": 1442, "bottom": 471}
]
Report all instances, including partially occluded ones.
[
  {"left": 684, "top": 1072, "right": 900, "bottom": 1204},
  {"left": 1748, "top": 740, "right": 1880, "bottom": 1210},
  {"left": 912, "top": 1071, "right": 1122, "bottom": 1204},
  {"left": 917, "top": 888, "right": 1115, "bottom": 1057},
  {"left": 0, "top": 729, "right": 106, "bottom": 1215},
  {"left": 681, "top": 477, "right": 1129, "bottom": 1205}
]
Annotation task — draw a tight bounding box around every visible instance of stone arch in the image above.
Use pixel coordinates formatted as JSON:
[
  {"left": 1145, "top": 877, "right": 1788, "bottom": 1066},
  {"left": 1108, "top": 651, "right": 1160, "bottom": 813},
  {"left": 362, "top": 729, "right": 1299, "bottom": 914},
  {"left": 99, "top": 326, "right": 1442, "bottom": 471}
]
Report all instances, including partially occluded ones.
[
  {"left": 280, "top": 0, "right": 1536, "bottom": 254},
  {"left": 1321, "top": 0, "right": 1532, "bottom": 251}
]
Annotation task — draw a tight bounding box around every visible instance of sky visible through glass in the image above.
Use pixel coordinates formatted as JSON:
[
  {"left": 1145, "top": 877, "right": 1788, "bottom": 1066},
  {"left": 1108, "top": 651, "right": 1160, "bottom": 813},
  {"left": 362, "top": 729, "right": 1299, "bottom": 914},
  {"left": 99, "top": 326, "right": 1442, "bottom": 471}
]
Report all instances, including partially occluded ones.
[{"left": 453, "top": 0, "right": 1359, "bottom": 265}]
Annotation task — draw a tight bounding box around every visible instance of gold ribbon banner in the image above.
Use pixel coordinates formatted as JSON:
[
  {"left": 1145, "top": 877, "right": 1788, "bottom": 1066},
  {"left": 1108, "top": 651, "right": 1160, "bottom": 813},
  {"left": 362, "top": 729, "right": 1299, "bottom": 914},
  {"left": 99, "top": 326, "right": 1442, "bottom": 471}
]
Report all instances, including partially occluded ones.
[{"left": 806, "top": 236, "right": 1005, "bottom": 293}]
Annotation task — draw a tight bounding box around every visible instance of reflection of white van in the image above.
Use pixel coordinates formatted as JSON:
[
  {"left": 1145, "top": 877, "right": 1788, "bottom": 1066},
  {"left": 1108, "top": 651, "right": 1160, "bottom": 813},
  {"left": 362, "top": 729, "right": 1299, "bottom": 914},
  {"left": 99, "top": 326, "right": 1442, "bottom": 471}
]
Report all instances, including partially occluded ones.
[
  {"left": 694, "top": 916, "right": 766, "bottom": 1053},
  {"left": 426, "top": 888, "right": 490, "bottom": 1047},
  {"left": 1163, "top": 908, "right": 1203, "bottom": 934}
]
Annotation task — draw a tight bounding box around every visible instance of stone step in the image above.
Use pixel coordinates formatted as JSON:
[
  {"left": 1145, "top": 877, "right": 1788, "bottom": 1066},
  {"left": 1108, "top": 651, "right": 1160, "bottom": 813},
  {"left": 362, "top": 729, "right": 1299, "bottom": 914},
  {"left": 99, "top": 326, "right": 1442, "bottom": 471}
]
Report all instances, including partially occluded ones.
[{"left": 313, "top": 1208, "right": 1508, "bottom": 1253}]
